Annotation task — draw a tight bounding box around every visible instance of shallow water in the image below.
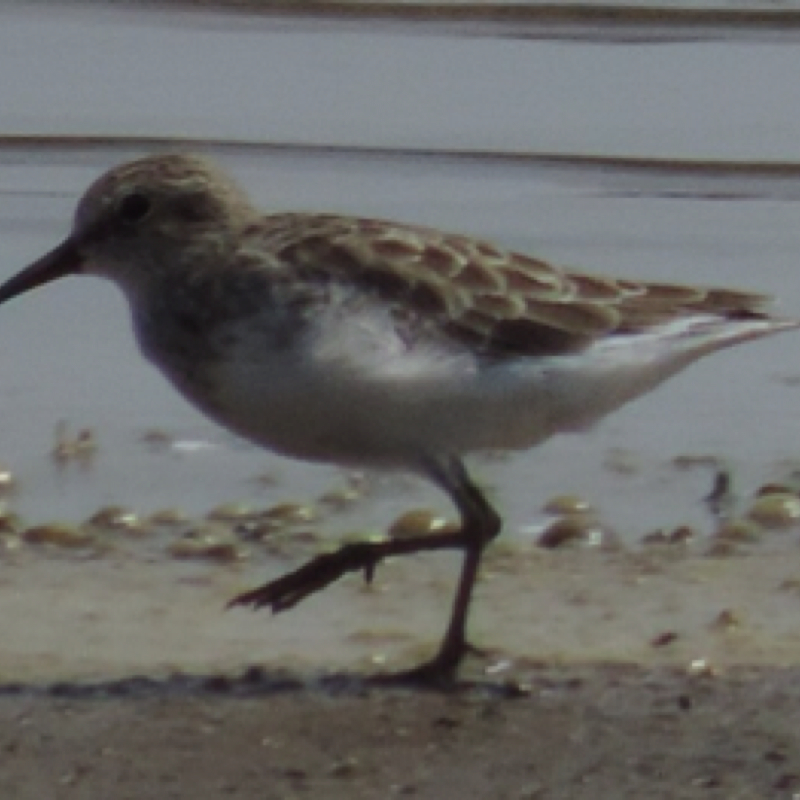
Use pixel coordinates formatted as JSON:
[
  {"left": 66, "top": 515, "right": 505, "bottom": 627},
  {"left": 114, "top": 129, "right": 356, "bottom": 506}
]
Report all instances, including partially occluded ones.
[{"left": 2, "top": 3, "right": 800, "bottom": 545}]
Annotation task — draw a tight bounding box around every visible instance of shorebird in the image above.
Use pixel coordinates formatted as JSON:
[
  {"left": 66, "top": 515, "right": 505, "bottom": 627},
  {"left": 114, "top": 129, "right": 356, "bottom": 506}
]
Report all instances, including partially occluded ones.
[{"left": 0, "top": 153, "right": 795, "bottom": 684}]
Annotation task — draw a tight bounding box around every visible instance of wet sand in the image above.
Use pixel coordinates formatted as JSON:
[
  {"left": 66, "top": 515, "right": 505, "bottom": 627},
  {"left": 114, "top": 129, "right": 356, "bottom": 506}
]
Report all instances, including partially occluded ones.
[
  {"left": 5, "top": 541, "right": 800, "bottom": 682},
  {"left": 2, "top": 663, "right": 799, "bottom": 799},
  {"left": 2, "top": 540, "right": 800, "bottom": 797}
]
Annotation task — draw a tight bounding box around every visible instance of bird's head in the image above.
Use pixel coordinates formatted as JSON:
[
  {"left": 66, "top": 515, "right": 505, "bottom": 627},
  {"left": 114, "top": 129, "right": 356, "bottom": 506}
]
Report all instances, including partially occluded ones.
[{"left": 0, "top": 153, "right": 257, "bottom": 305}]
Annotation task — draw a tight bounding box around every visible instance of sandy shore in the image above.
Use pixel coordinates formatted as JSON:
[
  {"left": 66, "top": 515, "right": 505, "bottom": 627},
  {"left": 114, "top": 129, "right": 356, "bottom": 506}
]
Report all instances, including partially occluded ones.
[
  {"left": 1, "top": 543, "right": 800, "bottom": 797},
  {"left": 1, "top": 662, "right": 799, "bottom": 800},
  {"left": 4, "top": 542, "right": 800, "bottom": 680}
]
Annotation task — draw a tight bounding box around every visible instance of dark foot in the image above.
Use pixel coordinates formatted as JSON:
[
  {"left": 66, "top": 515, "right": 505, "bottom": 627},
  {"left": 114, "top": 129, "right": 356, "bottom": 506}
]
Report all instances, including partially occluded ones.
[
  {"left": 228, "top": 529, "right": 465, "bottom": 614},
  {"left": 227, "top": 541, "right": 382, "bottom": 613},
  {"left": 369, "top": 647, "right": 529, "bottom": 696},
  {"left": 368, "top": 638, "right": 484, "bottom": 689},
  {"left": 369, "top": 659, "right": 459, "bottom": 689}
]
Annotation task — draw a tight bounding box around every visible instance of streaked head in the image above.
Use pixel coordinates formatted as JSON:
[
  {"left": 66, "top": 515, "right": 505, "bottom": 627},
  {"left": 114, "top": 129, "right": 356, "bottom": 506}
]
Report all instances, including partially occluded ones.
[{"left": 0, "top": 153, "right": 257, "bottom": 304}]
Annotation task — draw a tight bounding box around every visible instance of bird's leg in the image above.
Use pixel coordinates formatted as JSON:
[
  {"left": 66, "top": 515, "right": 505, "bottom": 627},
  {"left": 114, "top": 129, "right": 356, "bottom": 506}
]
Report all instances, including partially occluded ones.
[
  {"left": 228, "top": 530, "right": 468, "bottom": 613},
  {"left": 228, "top": 455, "right": 501, "bottom": 686},
  {"left": 371, "top": 456, "right": 501, "bottom": 686}
]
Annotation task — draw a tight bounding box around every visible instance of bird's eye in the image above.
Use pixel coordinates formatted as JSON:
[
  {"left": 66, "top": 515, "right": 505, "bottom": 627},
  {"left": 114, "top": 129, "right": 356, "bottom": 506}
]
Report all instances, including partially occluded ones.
[{"left": 118, "top": 193, "right": 152, "bottom": 223}]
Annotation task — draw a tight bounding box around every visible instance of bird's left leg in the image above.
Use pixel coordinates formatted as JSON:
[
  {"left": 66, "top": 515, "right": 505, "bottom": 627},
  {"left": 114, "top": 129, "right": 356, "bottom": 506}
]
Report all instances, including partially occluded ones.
[{"left": 372, "top": 454, "right": 501, "bottom": 685}]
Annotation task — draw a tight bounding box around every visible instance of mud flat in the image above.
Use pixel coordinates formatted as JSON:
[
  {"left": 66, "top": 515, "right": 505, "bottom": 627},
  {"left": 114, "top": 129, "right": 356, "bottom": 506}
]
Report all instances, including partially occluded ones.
[{"left": 2, "top": 540, "right": 800, "bottom": 798}]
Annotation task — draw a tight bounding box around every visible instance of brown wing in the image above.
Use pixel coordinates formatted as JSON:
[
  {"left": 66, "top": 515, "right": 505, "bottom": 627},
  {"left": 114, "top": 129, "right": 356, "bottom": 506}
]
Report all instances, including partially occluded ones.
[{"left": 254, "top": 213, "right": 772, "bottom": 357}]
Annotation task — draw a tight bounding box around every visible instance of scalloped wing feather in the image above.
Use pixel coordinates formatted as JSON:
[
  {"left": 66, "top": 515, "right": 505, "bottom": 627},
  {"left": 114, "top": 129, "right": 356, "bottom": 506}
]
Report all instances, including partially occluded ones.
[{"left": 253, "top": 214, "right": 774, "bottom": 357}]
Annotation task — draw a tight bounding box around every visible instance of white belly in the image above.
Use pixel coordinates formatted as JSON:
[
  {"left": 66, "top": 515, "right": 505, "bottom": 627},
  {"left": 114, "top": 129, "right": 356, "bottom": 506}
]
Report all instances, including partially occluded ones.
[{"left": 145, "top": 299, "right": 784, "bottom": 470}]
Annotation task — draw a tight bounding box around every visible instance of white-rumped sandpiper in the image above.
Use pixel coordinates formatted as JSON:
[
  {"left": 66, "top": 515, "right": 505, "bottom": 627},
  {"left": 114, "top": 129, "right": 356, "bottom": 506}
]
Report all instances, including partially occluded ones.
[{"left": 2, "top": 153, "right": 796, "bottom": 684}]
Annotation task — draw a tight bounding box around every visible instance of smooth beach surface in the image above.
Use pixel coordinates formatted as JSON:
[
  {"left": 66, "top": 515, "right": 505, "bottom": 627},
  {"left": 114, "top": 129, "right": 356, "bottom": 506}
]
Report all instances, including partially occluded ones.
[{"left": 1, "top": 3, "right": 800, "bottom": 797}]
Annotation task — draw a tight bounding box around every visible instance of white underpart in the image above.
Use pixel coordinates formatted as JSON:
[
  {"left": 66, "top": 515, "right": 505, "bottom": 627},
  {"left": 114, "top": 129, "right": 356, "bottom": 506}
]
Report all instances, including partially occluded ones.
[{"left": 200, "top": 301, "right": 795, "bottom": 469}]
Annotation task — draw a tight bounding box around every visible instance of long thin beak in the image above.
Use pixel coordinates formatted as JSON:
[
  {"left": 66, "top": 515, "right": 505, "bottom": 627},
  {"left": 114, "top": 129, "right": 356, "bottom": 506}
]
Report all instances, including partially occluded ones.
[{"left": 0, "top": 237, "right": 83, "bottom": 305}]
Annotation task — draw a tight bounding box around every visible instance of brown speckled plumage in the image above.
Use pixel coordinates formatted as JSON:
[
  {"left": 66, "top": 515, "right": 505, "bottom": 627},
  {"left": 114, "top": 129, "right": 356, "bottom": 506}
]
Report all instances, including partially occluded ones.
[{"left": 244, "top": 211, "right": 771, "bottom": 357}]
